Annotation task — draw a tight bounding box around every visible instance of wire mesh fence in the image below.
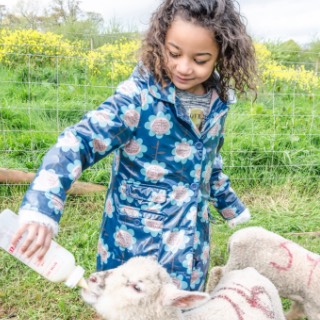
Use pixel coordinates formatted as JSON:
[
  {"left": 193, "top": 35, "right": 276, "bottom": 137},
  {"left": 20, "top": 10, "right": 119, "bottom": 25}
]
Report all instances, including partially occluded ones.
[{"left": 0, "top": 38, "right": 320, "bottom": 204}]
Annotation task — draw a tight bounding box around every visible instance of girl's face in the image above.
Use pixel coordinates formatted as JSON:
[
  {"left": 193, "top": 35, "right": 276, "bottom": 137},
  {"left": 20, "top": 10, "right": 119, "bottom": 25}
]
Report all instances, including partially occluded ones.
[{"left": 165, "top": 17, "right": 219, "bottom": 95}]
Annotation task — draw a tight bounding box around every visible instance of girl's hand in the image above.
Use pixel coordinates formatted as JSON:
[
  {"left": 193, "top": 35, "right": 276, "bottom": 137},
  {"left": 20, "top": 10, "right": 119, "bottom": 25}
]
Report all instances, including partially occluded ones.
[
  {"left": 227, "top": 208, "right": 251, "bottom": 228},
  {"left": 11, "top": 223, "right": 53, "bottom": 260}
]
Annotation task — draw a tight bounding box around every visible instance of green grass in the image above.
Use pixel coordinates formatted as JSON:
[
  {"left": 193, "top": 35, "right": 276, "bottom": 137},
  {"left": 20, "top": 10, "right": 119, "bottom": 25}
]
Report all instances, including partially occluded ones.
[
  {"left": 1, "top": 183, "right": 319, "bottom": 319},
  {"left": 0, "top": 194, "right": 103, "bottom": 320}
]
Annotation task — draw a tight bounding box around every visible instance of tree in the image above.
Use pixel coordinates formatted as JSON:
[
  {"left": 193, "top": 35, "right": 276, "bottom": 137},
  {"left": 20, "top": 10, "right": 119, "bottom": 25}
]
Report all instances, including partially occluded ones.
[
  {"left": 44, "top": 0, "right": 104, "bottom": 43},
  {"left": 265, "top": 40, "right": 302, "bottom": 66},
  {"left": 306, "top": 40, "right": 320, "bottom": 74},
  {"left": 0, "top": 0, "right": 105, "bottom": 44},
  {"left": 0, "top": 4, "right": 7, "bottom": 25},
  {"left": 15, "top": 0, "right": 43, "bottom": 29},
  {"left": 0, "top": 0, "right": 139, "bottom": 47},
  {"left": 0, "top": 0, "right": 44, "bottom": 29},
  {"left": 47, "top": 0, "right": 82, "bottom": 24}
]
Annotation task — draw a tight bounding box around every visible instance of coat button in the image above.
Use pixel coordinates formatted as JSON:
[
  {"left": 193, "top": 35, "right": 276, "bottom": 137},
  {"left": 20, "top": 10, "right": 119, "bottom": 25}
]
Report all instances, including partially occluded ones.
[
  {"left": 195, "top": 142, "right": 203, "bottom": 149},
  {"left": 190, "top": 183, "right": 199, "bottom": 191}
]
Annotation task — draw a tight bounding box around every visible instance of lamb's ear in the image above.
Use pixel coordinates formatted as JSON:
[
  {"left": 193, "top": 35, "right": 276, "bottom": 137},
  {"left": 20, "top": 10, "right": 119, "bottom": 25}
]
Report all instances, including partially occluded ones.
[
  {"left": 205, "top": 266, "right": 224, "bottom": 293},
  {"left": 161, "top": 283, "right": 210, "bottom": 309}
]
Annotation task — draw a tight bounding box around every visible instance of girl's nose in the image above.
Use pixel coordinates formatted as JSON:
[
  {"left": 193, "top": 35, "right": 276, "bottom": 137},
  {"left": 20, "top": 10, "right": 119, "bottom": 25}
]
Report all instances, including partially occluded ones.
[{"left": 176, "top": 58, "right": 192, "bottom": 75}]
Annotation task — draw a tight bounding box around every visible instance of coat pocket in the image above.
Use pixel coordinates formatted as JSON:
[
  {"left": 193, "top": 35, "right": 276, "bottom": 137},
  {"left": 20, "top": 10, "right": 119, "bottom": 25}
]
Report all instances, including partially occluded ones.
[
  {"left": 125, "top": 182, "right": 167, "bottom": 205},
  {"left": 118, "top": 181, "right": 168, "bottom": 236},
  {"left": 108, "top": 182, "right": 169, "bottom": 261}
]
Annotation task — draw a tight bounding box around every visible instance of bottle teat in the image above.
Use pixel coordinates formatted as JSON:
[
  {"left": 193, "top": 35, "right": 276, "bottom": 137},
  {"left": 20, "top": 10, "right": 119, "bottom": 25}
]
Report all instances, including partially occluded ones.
[
  {"left": 77, "top": 277, "right": 89, "bottom": 290},
  {"left": 65, "top": 265, "right": 86, "bottom": 288}
]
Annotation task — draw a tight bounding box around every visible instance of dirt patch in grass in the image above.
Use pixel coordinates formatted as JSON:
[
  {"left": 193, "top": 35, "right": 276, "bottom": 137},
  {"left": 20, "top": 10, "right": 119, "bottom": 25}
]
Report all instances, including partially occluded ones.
[{"left": 0, "top": 304, "right": 17, "bottom": 318}]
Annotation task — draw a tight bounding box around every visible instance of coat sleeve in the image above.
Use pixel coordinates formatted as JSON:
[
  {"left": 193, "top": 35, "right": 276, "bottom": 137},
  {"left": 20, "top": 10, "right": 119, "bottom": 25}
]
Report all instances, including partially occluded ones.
[
  {"left": 19, "top": 78, "right": 143, "bottom": 231},
  {"left": 209, "top": 135, "right": 246, "bottom": 221}
]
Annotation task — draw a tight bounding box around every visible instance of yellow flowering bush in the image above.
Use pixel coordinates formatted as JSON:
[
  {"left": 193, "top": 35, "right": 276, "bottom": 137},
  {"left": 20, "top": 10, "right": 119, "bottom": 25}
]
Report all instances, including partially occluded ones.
[
  {"left": 0, "top": 28, "right": 318, "bottom": 92},
  {"left": 0, "top": 29, "right": 84, "bottom": 67},
  {"left": 85, "top": 38, "right": 140, "bottom": 80},
  {"left": 255, "top": 43, "right": 319, "bottom": 92},
  {"left": 255, "top": 43, "right": 273, "bottom": 68}
]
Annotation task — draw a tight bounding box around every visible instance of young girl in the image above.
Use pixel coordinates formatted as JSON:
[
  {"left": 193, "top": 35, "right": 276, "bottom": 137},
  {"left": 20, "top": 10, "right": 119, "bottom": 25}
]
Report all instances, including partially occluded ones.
[{"left": 12, "top": 0, "right": 257, "bottom": 291}]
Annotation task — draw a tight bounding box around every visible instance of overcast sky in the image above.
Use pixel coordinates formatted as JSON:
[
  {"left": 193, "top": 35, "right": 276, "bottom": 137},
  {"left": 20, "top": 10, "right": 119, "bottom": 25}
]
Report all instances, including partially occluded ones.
[{"left": 1, "top": 0, "right": 319, "bottom": 44}]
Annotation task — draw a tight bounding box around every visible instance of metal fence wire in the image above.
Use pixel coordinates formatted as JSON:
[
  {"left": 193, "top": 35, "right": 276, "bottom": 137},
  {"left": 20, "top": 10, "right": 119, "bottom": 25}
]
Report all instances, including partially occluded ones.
[{"left": 0, "top": 44, "right": 320, "bottom": 202}]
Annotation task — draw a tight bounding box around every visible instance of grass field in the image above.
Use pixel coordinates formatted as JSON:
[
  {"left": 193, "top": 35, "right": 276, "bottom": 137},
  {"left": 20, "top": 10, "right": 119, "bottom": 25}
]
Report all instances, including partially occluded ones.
[{"left": 1, "top": 182, "right": 319, "bottom": 319}]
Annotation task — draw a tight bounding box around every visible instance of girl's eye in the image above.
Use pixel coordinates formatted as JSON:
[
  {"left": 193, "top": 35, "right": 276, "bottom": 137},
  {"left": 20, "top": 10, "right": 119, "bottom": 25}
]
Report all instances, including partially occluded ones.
[
  {"left": 195, "top": 60, "right": 207, "bottom": 65},
  {"left": 169, "top": 51, "right": 180, "bottom": 58}
]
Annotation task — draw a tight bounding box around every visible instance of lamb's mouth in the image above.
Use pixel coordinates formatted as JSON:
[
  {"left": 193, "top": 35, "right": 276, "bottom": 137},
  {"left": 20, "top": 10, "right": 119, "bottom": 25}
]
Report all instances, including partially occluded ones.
[{"left": 81, "top": 288, "right": 102, "bottom": 305}]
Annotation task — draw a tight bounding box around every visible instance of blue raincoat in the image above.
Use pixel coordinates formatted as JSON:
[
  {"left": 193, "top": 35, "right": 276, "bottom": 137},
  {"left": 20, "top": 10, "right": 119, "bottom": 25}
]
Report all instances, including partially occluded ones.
[{"left": 20, "top": 64, "right": 246, "bottom": 291}]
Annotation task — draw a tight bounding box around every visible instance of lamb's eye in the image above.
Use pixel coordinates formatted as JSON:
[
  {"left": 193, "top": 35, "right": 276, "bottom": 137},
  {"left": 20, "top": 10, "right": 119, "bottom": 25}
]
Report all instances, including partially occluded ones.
[
  {"left": 133, "top": 284, "right": 141, "bottom": 292},
  {"left": 127, "top": 280, "right": 142, "bottom": 292}
]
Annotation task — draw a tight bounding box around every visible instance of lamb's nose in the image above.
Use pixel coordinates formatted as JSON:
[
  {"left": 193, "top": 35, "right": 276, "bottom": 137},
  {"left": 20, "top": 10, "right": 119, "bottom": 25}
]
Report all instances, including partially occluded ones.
[{"left": 89, "top": 275, "right": 98, "bottom": 283}]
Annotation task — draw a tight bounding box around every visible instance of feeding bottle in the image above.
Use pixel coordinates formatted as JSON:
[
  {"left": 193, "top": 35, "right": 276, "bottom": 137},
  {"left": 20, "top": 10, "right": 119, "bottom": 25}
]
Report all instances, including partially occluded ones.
[{"left": 0, "top": 208, "right": 88, "bottom": 289}]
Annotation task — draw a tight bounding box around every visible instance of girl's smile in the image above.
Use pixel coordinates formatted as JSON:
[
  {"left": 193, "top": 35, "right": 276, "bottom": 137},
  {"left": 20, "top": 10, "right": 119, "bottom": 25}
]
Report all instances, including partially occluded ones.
[{"left": 165, "top": 17, "right": 220, "bottom": 95}]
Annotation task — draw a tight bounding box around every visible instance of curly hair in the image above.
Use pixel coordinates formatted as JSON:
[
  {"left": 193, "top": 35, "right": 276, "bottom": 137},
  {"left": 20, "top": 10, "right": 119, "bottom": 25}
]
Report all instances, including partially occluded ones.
[{"left": 140, "top": 0, "right": 258, "bottom": 101}]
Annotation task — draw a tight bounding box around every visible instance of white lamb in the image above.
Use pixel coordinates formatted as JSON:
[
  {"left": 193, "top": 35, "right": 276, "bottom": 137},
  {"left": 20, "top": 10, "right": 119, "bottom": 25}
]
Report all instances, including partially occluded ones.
[
  {"left": 81, "top": 256, "right": 285, "bottom": 320},
  {"left": 206, "top": 226, "right": 320, "bottom": 320}
]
